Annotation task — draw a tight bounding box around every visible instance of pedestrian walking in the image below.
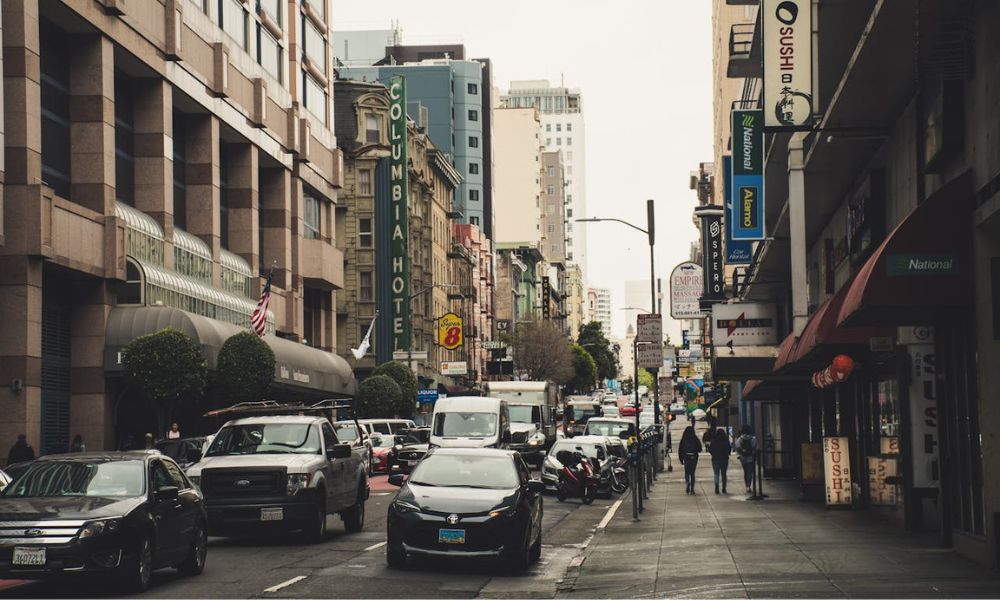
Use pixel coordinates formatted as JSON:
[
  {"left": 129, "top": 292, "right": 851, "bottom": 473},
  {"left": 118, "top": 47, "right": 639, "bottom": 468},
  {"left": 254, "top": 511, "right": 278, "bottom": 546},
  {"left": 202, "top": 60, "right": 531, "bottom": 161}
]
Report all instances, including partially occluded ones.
[
  {"left": 678, "top": 426, "right": 702, "bottom": 494},
  {"left": 735, "top": 424, "right": 758, "bottom": 494},
  {"left": 167, "top": 422, "right": 181, "bottom": 439},
  {"left": 702, "top": 426, "right": 714, "bottom": 450},
  {"left": 143, "top": 432, "right": 155, "bottom": 449},
  {"left": 708, "top": 428, "right": 732, "bottom": 494},
  {"left": 7, "top": 434, "right": 35, "bottom": 465},
  {"left": 70, "top": 434, "right": 86, "bottom": 453}
]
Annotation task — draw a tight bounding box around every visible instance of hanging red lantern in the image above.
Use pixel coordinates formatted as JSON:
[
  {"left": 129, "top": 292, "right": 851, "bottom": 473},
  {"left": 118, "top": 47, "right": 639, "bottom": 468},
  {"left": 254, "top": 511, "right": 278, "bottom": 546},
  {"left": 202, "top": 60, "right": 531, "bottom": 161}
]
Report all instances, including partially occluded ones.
[{"left": 831, "top": 354, "right": 855, "bottom": 381}]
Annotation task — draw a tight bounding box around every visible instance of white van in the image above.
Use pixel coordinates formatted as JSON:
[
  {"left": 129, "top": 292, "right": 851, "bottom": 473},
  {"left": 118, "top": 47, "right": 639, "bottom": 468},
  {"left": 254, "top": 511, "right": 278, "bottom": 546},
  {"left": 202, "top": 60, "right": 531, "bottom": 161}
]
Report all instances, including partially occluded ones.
[{"left": 430, "top": 396, "right": 510, "bottom": 449}]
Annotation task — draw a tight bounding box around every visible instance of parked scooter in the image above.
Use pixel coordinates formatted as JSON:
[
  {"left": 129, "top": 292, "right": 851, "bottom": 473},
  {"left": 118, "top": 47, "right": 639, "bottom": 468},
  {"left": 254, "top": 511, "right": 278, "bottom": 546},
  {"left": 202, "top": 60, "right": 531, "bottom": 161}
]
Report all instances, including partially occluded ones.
[
  {"left": 609, "top": 458, "right": 629, "bottom": 494},
  {"left": 555, "top": 450, "right": 600, "bottom": 504}
]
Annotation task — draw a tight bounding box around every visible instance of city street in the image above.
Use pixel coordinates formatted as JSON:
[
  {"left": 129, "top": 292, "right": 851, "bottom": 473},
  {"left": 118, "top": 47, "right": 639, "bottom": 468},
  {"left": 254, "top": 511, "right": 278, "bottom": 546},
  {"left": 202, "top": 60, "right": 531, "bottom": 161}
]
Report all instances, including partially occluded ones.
[{"left": 0, "top": 474, "right": 618, "bottom": 599}]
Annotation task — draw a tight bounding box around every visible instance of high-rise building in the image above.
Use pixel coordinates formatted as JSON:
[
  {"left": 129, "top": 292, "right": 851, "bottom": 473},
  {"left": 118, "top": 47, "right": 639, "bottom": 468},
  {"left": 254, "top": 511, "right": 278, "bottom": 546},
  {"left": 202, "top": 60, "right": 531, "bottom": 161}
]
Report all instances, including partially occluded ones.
[
  {"left": 623, "top": 280, "right": 653, "bottom": 333},
  {"left": 587, "top": 287, "right": 612, "bottom": 338},
  {"left": 501, "top": 81, "right": 587, "bottom": 277},
  {"left": 493, "top": 107, "right": 543, "bottom": 247},
  {"left": 540, "top": 152, "right": 567, "bottom": 266}
]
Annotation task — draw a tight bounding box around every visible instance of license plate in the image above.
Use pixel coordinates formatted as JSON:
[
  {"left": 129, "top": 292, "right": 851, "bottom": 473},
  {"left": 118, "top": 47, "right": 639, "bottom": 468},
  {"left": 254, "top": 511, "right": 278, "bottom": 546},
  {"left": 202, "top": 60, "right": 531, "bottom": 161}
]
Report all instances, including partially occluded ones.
[
  {"left": 260, "top": 507, "right": 283, "bottom": 521},
  {"left": 406, "top": 460, "right": 418, "bottom": 466},
  {"left": 438, "top": 528, "right": 465, "bottom": 544},
  {"left": 12, "top": 547, "right": 45, "bottom": 566}
]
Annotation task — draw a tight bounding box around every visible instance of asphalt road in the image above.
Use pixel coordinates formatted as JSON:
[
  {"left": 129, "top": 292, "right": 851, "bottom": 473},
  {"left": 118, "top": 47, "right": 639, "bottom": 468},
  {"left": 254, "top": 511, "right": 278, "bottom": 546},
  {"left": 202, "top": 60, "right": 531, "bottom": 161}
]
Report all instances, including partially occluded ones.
[{"left": 1, "top": 474, "right": 624, "bottom": 599}]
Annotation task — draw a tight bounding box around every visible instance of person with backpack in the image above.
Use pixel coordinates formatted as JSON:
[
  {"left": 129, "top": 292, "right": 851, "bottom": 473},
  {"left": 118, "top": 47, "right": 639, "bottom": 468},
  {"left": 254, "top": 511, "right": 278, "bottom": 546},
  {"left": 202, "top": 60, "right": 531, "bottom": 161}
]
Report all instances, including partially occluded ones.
[
  {"left": 678, "top": 426, "right": 702, "bottom": 494},
  {"left": 735, "top": 424, "right": 758, "bottom": 493},
  {"left": 708, "top": 428, "right": 732, "bottom": 494}
]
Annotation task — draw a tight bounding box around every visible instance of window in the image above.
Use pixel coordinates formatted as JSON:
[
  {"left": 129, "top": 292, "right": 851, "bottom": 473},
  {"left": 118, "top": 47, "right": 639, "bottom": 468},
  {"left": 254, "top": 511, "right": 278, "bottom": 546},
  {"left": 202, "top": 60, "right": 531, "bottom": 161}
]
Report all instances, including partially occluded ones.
[
  {"left": 302, "top": 192, "right": 321, "bottom": 239},
  {"left": 220, "top": 0, "right": 248, "bottom": 49},
  {"left": 545, "top": 123, "right": 551, "bottom": 132},
  {"left": 556, "top": 124, "right": 562, "bottom": 132},
  {"left": 259, "top": 0, "right": 281, "bottom": 25},
  {"left": 567, "top": 194, "right": 573, "bottom": 202},
  {"left": 556, "top": 138, "right": 562, "bottom": 146},
  {"left": 546, "top": 185, "right": 555, "bottom": 195},
  {"left": 188, "top": 0, "right": 208, "bottom": 12},
  {"left": 468, "top": 109, "right": 478, "bottom": 121},
  {"left": 567, "top": 222, "right": 573, "bottom": 232},
  {"left": 567, "top": 137, "right": 573, "bottom": 146},
  {"left": 257, "top": 26, "right": 282, "bottom": 80},
  {"left": 547, "top": 224, "right": 554, "bottom": 233},
  {"left": 567, "top": 208, "right": 573, "bottom": 218},
  {"left": 40, "top": 19, "right": 71, "bottom": 199},
  {"left": 567, "top": 165, "right": 573, "bottom": 174},
  {"left": 567, "top": 151, "right": 573, "bottom": 160},
  {"left": 467, "top": 82, "right": 478, "bottom": 95},
  {"left": 546, "top": 166, "right": 554, "bottom": 176},
  {"left": 359, "top": 271, "right": 373, "bottom": 301},
  {"left": 470, "top": 216, "right": 479, "bottom": 226},
  {"left": 307, "top": 0, "right": 325, "bottom": 19},
  {"left": 114, "top": 72, "right": 135, "bottom": 206},
  {"left": 567, "top": 123, "right": 573, "bottom": 132},
  {"left": 365, "top": 114, "right": 380, "bottom": 144},
  {"left": 219, "top": 144, "right": 230, "bottom": 248},
  {"left": 173, "top": 113, "right": 187, "bottom": 230},
  {"left": 359, "top": 169, "right": 372, "bottom": 195},
  {"left": 469, "top": 189, "right": 480, "bottom": 202},
  {"left": 469, "top": 136, "right": 479, "bottom": 148},
  {"left": 303, "top": 73, "right": 327, "bottom": 121},
  {"left": 469, "top": 162, "right": 479, "bottom": 175},
  {"left": 302, "top": 16, "right": 325, "bottom": 69},
  {"left": 546, "top": 138, "right": 551, "bottom": 146},
  {"left": 359, "top": 218, "right": 373, "bottom": 247}
]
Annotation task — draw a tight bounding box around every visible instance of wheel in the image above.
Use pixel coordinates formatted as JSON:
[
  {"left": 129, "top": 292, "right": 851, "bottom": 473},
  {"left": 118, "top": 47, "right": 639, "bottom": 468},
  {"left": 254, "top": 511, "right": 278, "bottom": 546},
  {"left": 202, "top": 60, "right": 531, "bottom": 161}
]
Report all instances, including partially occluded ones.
[
  {"left": 304, "top": 498, "right": 327, "bottom": 543},
  {"left": 611, "top": 476, "right": 627, "bottom": 494},
  {"left": 504, "top": 527, "right": 532, "bottom": 572},
  {"left": 119, "top": 535, "right": 153, "bottom": 593},
  {"left": 177, "top": 522, "right": 207, "bottom": 576},
  {"left": 529, "top": 529, "right": 541, "bottom": 562},
  {"left": 341, "top": 487, "right": 365, "bottom": 533},
  {"left": 582, "top": 487, "right": 595, "bottom": 505},
  {"left": 386, "top": 544, "right": 406, "bottom": 569}
]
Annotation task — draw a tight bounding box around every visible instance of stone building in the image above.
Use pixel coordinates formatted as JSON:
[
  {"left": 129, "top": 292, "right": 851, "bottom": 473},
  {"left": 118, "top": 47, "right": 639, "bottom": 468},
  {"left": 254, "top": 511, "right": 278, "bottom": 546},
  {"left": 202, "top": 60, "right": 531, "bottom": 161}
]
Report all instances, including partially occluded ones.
[{"left": 0, "top": 0, "right": 353, "bottom": 455}]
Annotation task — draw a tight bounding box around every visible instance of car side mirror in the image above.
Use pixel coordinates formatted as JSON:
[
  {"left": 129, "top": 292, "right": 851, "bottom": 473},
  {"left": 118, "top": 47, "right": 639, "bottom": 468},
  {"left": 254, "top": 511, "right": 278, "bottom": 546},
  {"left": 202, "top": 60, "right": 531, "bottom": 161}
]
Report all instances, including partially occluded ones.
[
  {"left": 526, "top": 480, "right": 545, "bottom": 493},
  {"left": 388, "top": 474, "right": 406, "bottom": 487},
  {"left": 155, "top": 485, "right": 179, "bottom": 500},
  {"left": 329, "top": 443, "right": 352, "bottom": 459}
]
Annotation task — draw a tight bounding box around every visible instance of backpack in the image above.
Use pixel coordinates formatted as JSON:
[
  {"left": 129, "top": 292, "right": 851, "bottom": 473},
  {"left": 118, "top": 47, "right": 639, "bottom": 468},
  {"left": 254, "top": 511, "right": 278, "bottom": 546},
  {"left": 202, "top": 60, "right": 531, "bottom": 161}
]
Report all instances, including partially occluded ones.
[{"left": 737, "top": 435, "right": 754, "bottom": 457}]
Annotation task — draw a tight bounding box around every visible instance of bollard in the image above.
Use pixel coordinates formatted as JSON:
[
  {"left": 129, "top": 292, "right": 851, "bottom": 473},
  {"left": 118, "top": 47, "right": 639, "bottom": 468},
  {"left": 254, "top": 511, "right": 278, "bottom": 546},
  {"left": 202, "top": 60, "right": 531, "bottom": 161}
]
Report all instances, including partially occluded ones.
[{"left": 631, "top": 449, "right": 640, "bottom": 520}]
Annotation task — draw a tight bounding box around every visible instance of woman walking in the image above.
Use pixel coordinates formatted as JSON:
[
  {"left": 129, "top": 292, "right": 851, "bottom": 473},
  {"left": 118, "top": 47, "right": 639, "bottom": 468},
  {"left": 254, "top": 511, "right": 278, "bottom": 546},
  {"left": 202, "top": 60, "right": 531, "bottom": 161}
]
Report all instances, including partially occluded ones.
[
  {"left": 708, "top": 428, "right": 731, "bottom": 494},
  {"left": 678, "top": 426, "right": 703, "bottom": 495}
]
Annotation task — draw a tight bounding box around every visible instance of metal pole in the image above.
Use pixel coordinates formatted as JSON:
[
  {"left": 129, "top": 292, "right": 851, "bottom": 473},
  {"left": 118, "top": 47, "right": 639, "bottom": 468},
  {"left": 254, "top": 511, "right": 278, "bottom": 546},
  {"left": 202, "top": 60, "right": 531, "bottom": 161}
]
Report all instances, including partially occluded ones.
[{"left": 634, "top": 337, "right": 645, "bottom": 510}]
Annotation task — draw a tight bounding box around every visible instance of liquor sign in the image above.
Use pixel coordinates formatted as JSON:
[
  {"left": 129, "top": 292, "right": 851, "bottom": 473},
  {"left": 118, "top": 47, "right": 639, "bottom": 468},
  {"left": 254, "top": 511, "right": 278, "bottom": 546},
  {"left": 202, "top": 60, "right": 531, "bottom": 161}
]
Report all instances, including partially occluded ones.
[
  {"left": 695, "top": 205, "right": 725, "bottom": 303},
  {"left": 711, "top": 302, "right": 777, "bottom": 347},
  {"left": 417, "top": 389, "right": 440, "bottom": 404},
  {"left": 730, "top": 111, "right": 765, "bottom": 240},
  {"left": 823, "top": 436, "right": 852, "bottom": 506},
  {"left": 669, "top": 263, "right": 703, "bottom": 319},
  {"left": 722, "top": 155, "right": 753, "bottom": 263},
  {"left": 905, "top": 332, "right": 939, "bottom": 488},
  {"left": 636, "top": 342, "right": 663, "bottom": 369},
  {"left": 440, "top": 361, "right": 468, "bottom": 376},
  {"left": 762, "top": 0, "right": 814, "bottom": 129},
  {"left": 388, "top": 75, "right": 410, "bottom": 350},
  {"left": 438, "top": 312, "right": 464, "bottom": 350},
  {"left": 635, "top": 314, "right": 663, "bottom": 344}
]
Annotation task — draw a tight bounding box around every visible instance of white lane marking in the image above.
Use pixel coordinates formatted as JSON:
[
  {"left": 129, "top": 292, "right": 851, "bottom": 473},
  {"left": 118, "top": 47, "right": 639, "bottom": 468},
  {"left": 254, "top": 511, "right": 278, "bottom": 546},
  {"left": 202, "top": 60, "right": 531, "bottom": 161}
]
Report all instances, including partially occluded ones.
[
  {"left": 364, "top": 541, "right": 387, "bottom": 551},
  {"left": 263, "top": 575, "right": 307, "bottom": 594},
  {"left": 596, "top": 499, "right": 624, "bottom": 530}
]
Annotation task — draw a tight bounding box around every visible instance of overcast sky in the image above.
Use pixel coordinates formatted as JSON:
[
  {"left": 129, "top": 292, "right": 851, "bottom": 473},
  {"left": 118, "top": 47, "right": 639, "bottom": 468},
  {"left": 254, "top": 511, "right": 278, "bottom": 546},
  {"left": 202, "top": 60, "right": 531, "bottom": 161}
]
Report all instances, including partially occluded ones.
[{"left": 334, "top": 0, "right": 714, "bottom": 341}]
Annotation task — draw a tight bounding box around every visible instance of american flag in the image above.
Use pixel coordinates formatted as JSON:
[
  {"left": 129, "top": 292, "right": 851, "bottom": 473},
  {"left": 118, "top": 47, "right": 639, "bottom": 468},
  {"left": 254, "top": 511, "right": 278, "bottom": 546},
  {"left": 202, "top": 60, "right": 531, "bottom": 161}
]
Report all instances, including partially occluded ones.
[{"left": 250, "top": 269, "right": 273, "bottom": 337}]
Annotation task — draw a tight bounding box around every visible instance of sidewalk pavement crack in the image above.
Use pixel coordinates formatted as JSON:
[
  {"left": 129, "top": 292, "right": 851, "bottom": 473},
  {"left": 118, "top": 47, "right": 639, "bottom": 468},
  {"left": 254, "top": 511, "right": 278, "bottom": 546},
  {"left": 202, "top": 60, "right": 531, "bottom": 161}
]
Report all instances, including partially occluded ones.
[{"left": 702, "top": 480, "right": 750, "bottom": 599}]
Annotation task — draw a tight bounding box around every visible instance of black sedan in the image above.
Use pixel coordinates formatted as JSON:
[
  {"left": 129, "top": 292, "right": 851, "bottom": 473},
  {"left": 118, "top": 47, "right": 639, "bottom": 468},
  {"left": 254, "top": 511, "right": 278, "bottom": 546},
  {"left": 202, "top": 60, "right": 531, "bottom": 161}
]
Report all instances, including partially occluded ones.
[
  {"left": 0, "top": 451, "right": 207, "bottom": 592},
  {"left": 386, "top": 448, "right": 543, "bottom": 571},
  {"left": 389, "top": 427, "right": 430, "bottom": 475}
]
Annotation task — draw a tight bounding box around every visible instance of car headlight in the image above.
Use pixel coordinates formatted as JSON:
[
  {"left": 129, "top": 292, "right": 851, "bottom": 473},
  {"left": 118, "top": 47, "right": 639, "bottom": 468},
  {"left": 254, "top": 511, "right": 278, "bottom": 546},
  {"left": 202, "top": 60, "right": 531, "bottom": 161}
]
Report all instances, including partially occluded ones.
[
  {"left": 528, "top": 433, "right": 545, "bottom": 446},
  {"left": 488, "top": 506, "right": 517, "bottom": 519},
  {"left": 391, "top": 500, "right": 421, "bottom": 514},
  {"left": 287, "top": 473, "right": 311, "bottom": 496},
  {"left": 79, "top": 518, "right": 122, "bottom": 539}
]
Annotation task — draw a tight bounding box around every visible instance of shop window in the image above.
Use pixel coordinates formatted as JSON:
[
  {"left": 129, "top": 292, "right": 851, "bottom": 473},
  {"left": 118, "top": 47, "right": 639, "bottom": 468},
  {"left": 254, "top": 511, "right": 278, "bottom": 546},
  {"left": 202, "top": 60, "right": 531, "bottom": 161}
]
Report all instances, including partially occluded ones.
[
  {"left": 358, "top": 218, "right": 372, "bottom": 248},
  {"left": 39, "top": 19, "right": 71, "bottom": 199},
  {"left": 302, "top": 192, "right": 321, "bottom": 239},
  {"left": 114, "top": 72, "right": 136, "bottom": 206},
  {"left": 220, "top": 0, "right": 248, "bottom": 49}
]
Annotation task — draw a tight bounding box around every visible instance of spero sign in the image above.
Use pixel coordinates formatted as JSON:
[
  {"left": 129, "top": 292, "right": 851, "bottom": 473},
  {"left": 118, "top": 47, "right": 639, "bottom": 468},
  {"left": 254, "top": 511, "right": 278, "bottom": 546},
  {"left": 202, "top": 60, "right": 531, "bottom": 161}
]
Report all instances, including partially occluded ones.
[
  {"left": 389, "top": 75, "right": 410, "bottom": 351},
  {"left": 669, "top": 262, "right": 703, "bottom": 319}
]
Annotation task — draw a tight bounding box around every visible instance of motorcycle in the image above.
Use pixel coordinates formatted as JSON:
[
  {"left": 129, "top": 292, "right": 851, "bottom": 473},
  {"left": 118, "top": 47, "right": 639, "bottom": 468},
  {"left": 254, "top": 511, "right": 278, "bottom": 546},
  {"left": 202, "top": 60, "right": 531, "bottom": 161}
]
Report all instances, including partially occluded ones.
[
  {"left": 555, "top": 450, "right": 599, "bottom": 504},
  {"left": 609, "top": 459, "right": 629, "bottom": 494}
]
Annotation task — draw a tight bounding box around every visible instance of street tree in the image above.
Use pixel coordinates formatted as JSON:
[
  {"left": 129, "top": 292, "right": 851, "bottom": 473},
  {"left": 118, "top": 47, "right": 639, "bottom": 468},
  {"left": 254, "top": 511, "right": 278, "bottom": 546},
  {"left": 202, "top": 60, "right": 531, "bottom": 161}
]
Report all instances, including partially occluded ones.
[
  {"left": 122, "top": 327, "right": 207, "bottom": 437},
  {"left": 638, "top": 368, "right": 654, "bottom": 390},
  {"left": 576, "top": 321, "right": 621, "bottom": 382},
  {"left": 372, "top": 361, "right": 417, "bottom": 418},
  {"left": 217, "top": 331, "right": 276, "bottom": 406},
  {"left": 356, "top": 375, "right": 402, "bottom": 419},
  {"left": 512, "top": 319, "right": 573, "bottom": 383},
  {"left": 568, "top": 344, "right": 598, "bottom": 394}
]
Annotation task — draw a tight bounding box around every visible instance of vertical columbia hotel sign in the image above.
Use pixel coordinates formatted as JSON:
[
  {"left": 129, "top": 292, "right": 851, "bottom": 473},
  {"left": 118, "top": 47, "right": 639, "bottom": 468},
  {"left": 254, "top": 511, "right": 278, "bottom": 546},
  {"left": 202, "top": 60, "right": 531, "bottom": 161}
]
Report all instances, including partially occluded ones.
[
  {"left": 389, "top": 76, "right": 410, "bottom": 351},
  {"left": 763, "top": 0, "right": 814, "bottom": 129},
  {"left": 730, "top": 111, "right": 765, "bottom": 241}
]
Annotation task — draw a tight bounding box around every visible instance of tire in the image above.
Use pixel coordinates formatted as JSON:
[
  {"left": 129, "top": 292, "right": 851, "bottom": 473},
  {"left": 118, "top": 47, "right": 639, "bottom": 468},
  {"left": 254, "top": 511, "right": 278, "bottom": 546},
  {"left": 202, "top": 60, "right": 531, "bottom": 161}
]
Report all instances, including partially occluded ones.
[
  {"left": 529, "top": 529, "right": 541, "bottom": 562},
  {"left": 303, "top": 498, "right": 327, "bottom": 544},
  {"left": 119, "top": 535, "right": 153, "bottom": 593},
  {"left": 504, "top": 527, "right": 532, "bottom": 572},
  {"left": 341, "top": 486, "right": 365, "bottom": 533},
  {"left": 386, "top": 544, "right": 406, "bottom": 569},
  {"left": 611, "top": 474, "right": 627, "bottom": 494},
  {"left": 582, "top": 487, "right": 595, "bottom": 505},
  {"left": 177, "top": 522, "right": 207, "bottom": 576}
]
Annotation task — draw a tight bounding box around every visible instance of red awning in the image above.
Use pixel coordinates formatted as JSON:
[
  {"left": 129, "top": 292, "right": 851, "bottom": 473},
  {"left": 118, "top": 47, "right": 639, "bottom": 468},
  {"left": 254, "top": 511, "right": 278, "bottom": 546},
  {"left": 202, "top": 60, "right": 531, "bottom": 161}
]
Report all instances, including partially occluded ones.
[
  {"left": 772, "top": 333, "right": 799, "bottom": 371},
  {"left": 791, "top": 275, "right": 894, "bottom": 364},
  {"left": 742, "top": 379, "right": 764, "bottom": 399},
  {"left": 838, "top": 173, "right": 973, "bottom": 326}
]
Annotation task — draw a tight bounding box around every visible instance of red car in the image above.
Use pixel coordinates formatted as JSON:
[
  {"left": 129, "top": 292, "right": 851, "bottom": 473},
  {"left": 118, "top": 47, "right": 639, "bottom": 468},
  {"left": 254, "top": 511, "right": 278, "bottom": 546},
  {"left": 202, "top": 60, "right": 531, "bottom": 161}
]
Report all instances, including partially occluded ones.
[
  {"left": 620, "top": 404, "right": 642, "bottom": 417},
  {"left": 369, "top": 433, "right": 399, "bottom": 474}
]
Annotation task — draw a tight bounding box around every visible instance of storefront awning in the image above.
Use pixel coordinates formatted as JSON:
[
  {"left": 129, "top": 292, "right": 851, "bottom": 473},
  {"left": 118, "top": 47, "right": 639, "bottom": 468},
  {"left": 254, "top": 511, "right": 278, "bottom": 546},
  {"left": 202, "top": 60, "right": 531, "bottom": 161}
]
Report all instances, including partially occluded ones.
[
  {"left": 791, "top": 278, "right": 894, "bottom": 365},
  {"left": 772, "top": 333, "right": 799, "bottom": 372},
  {"left": 838, "top": 172, "right": 973, "bottom": 326},
  {"left": 105, "top": 307, "right": 357, "bottom": 397}
]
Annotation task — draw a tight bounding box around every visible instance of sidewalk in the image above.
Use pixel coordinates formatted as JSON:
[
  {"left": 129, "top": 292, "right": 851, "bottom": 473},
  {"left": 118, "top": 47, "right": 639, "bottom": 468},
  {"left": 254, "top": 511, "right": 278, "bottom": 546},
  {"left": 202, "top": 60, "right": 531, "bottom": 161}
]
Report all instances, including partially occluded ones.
[{"left": 556, "top": 448, "right": 1000, "bottom": 598}]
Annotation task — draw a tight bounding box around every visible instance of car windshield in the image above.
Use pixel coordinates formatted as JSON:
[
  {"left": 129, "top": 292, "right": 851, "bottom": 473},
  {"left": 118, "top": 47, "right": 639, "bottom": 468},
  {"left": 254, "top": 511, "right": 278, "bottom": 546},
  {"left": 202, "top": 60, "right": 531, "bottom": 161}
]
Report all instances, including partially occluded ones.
[
  {"left": 586, "top": 421, "right": 633, "bottom": 437},
  {"left": 409, "top": 454, "right": 518, "bottom": 489},
  {"left": 206, "top": 423, "right": 321, "bottom": 456},
  {"left": 508, "top": 405, "right": 541, "bottom": 424},
  {"left": 568, "top": 405, "right": 598, "bottom": 421},
  {"left": 398, "top": 429, "right": 430, "bottom": 445},
  {"left": 369, "top": 434, "right": 396, "bottom": 449},
  {"left": 2, "top": 460, "right": 145, "bottom": 498},
  {"left": 550, "top": 441, "right": 601, "bottom": 461},
  {"left": 432, "top": 412, "right": 497, "bottom": 437},
  {"left": 333, "top": 424, "right": 360, "bottom": 443}
]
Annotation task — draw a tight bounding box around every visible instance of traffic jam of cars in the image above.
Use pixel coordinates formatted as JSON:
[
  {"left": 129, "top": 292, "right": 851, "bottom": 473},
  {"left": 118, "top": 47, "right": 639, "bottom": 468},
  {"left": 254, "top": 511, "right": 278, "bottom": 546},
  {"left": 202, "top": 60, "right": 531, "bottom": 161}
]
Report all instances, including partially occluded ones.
[{"left": 0, "top": 385, "right": 664, "bottom": 591}]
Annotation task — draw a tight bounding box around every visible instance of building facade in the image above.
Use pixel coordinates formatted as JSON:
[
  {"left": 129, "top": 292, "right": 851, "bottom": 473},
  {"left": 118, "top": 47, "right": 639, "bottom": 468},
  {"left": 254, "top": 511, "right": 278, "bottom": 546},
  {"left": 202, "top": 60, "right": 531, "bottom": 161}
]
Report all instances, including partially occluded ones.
[
  {"left": 565, "top": 265, "right": 587, "bottom": 339},
  {"left": 540, "top": 151, "right": 567, "bottom": 266},
  {"left": 493, "top": 107, "right": 543, "bottom": 248},
  {"left": 587, "top": 287, "right": 612, "bottom": 338},
  {"left": 1, "top": 0, "right": 354, "bottom": 455}
]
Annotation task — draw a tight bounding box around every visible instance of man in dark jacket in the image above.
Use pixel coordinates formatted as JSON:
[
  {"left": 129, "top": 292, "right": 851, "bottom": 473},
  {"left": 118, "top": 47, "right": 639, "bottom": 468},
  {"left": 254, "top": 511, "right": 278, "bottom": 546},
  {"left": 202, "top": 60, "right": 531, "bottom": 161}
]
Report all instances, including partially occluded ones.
[
  {"left": 708, "top": 428, "right": 732, "bottom": 494},
  {"left": 8, "top": 434, "right": 35, "bottom": 465},
  {"left": 678, "top": 426, "right": 702, "bottom": 494}
]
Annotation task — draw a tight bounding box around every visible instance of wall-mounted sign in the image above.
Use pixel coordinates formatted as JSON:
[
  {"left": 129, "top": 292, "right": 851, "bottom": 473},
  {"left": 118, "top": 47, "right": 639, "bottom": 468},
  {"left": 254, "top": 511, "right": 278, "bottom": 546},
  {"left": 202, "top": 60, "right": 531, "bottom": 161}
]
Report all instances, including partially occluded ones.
[
  {"left": 722, "top": 156, "right": 753, "bottom": 263},
  {"left": 694, "top": 205, "right": 725, "bottom": 304},
  {"left": 669, "top": 263, "right": 703, "bottom": 319},
  {"left": 636, "top": 342, "right": 663, "bottom": 369},
  {"left": 823, "top": 436, "right": 852, "bottom": 506},
  {"left": 480, "top": 340, "right": 508, "bottom": 350},
  {"left": 635, "top": 314, "right": 663, "bottom": 344},
  {"left": 763, "top": 0, "right": 814, "bottom": 129},
  {"left": 541, "top": 276, "right": 551, "bottom": 319},
  {"left": 440, "top": 361, "right": 468, "bottom": 376},
  {"left": 906, "top": 339, "right": 939, "bottom": 488},
  {"left": 711, "top": 302, "right": 777, "bottom": 347},
  {"left": 886, "top": 254, "right": 957, "bottom": 277},
  {"left": 730, "top": 112, "right": 765, "bottom": 240},
  {"left": 496, "top": 319, "right": 511, "bottom": 332},
  {"left": 438, "top": 312, "right": 464, "bottom": 350},
  {"left": 417, "top": 389, "right": 439, "bottom": 404},
  {"left": 388, "top": 75, "right": 410, "bottom": 351}
]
